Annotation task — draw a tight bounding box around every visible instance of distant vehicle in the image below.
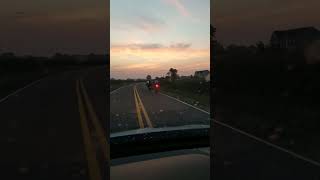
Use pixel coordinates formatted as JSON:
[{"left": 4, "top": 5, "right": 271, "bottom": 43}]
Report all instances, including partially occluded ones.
[
  {"left": 146, "top": 80, "right": 152, "bottom": 90},
  {"left": 152, "top": 80, "right": 160, "bottom": 93},
  {"left": 146, "top": 80, "right": 160, "bottom": 93}
]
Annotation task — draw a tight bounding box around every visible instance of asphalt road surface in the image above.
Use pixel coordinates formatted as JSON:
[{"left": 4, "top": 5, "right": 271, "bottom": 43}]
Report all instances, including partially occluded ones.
[
  {"left": 0, "top": 67, "right": 108, "bottom": 180},
  {"left": 111, "top": 83, "right": 320, "bottom": 179},
  {"left": 212, "top": 120, "right": 320, "bottom": 180},
  {"left": 3, "top": 68, "right": 319, "bottom": 180},
  {"left": 110, "top": 83, "right": 210, "bottom": 134}
]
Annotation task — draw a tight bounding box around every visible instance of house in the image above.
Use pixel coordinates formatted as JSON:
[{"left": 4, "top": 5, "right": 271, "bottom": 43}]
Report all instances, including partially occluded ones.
[
  {"left": 270, "top": 27, "right": 320, "bottom": 50},
  {"left": 204, "top": 73, "right": 210, "bottom": 82},
  {"left": 194, "top": 70, "right": 210, "bottom": 81}
]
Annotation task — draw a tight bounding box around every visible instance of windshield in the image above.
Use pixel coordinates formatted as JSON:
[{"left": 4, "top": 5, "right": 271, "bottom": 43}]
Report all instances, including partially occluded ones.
[{"left": 110, "top": 0, "right": 210, "bottom": 137}]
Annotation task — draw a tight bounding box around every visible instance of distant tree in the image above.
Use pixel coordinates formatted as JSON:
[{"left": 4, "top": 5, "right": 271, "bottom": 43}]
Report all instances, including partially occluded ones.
[
  {"left": 256, "top": 41, "right": 265, "bottom": 53},
  {"left": 210, "top": 24, "right": 226, "bottom": 55},
  {"left": 215, "top": 41, "right": 225, "bottom": 54},
  {"left": 248, "top": 45, "right": 257, "bottom": 54},
  {"left": 210, "top": 25, "right": 216, "bottom": 42},
  {"left": 1, "top": 52, "right": 15, "bottom": 58},
  {"left": 225, "top": 44, "right": 251, "bottom": 54},
  {"left": 168, "top": 68, "right": 178, "bottom": 82},
  {"left": 53, "top": 53, "right": 63, "bottom": 59}
]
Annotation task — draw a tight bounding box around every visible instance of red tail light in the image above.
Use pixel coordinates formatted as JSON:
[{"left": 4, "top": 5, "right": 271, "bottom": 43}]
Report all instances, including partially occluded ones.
[{"left": 155, "top": 84, "right": 160, "bottom": 88}]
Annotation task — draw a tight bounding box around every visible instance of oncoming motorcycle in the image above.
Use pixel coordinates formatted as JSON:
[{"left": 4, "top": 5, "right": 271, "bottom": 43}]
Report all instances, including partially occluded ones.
[{"left": 146, "top": 80, "right": 160, "bottom": 93}]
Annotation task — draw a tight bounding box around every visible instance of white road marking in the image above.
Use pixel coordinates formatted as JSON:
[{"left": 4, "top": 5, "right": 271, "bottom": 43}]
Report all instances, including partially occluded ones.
[
  {"left": 159, "top": 92, "right": 210, "bottom": 115},
  {"left": 160, "top": 91, "right": 320, "bottom": 167},
  {"left": 214, "top": 120, "right": 320, "bottom": 167},
  {"left": 0, "top": 77, "right": 45, "bottom": 104},
  {"left": 110, "top": 84, "right": 133, "bottom": 95}
]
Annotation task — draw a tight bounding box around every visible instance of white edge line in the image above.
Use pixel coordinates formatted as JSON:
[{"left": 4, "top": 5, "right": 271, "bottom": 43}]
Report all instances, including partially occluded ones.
[
  {"left": 159, "top": 92, "right": 210, "bottom": 115},
  {"left": 110, "top": 85, "right": 129, "bottom": 94},
  {"left": 110, "top": 83, "right": 137, "bottom": 94},
  {"left": 160, "top": 91, "right": 320, "bottom": 167},
  {"left": 214, "top": 120, "right": 320, "bottom": 167},
  {"left": 0, "top": 77, "right": 45, "bottom": 104}
]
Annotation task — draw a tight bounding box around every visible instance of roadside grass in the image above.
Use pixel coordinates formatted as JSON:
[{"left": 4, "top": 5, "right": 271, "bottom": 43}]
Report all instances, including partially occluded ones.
[
  {"left": 216, "top": 91, "right": 320, "bottom": 162},
  {"left": 0, "top": 65, "right": 104, "bottom": 99},
  {"left": 0, "top": 72, "right": 47, "bottom": 99},
  {"left": 0, "top": 53, "right": 107, "bottom": 99},
  {"left": 215, "top": 50, "right": 320, "bottom": 162},
  {"left": 159, "top": 78, "right": 210, "bottom": 112}
]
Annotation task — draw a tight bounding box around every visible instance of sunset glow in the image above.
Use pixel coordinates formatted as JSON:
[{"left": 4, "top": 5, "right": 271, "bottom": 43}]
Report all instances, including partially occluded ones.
[{"left": 111, "top": 0, "right": 210, "bottom": 79}]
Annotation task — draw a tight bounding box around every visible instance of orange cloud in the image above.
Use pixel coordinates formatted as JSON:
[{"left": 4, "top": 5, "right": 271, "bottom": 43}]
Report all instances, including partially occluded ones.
[
  {"left": 111, "top": 43, "right": 208, "bottom": 62},
  {"left": 113, "top": 62, "right": 160, "bottom": 70},
  {"left": 110, "top": 43, "right": 209, "bottom": 78}
]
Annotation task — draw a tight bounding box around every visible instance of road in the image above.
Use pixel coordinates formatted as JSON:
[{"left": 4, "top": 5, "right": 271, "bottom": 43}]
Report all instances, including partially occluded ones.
[
  {"left": 111, "top": 83, "right": 320, "bottom": 179},
  {"left": 3, "top": 68, "right": 318, "bottom": 180},
  {"left": 110, "top": 83, "right": 210, "bottom": 133},
  {"left": 212, "top": 120, "right": 320, "bottom": 179},
  {"left": 0, "top": 67, "right": 108, "bottom": 180}
]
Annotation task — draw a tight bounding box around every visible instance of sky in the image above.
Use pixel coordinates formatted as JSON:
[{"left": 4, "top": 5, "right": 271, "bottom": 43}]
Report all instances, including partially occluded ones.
[
  {"left": 110, "top": 0, "right": 210, "bottom": 79},
  {"left": 212, "top": 0, "right": 320, "bottom": 46},
  {"left": 3, "top": 0, "right": 317, "bottom": 70},
  {"left": 0, "top": 0, "right": 108, "bottom": 56}
]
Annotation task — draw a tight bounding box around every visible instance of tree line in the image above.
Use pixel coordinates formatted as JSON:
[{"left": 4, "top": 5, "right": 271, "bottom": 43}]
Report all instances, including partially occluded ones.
[{"left": 0, "top": 52, "right": 108, "bottom": 75}]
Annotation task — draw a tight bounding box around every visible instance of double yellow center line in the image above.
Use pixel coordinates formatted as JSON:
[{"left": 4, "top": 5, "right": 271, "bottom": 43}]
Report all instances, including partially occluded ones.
[
  {"left": 76, "top": 79, "right": 109, "bottom": 180},
  {"left": 133, "top": 85, "right": 153, "bottom": 128}
]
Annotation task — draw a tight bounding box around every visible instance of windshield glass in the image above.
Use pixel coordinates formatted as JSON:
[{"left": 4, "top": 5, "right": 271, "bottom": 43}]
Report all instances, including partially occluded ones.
[{"left": 110, "top": 0, "right": 210, "bottom": 135}]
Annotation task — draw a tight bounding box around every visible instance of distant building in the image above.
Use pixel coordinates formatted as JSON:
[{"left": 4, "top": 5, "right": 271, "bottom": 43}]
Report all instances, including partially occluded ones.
[
  {"left": 270, "top": 27, "right": 320, "bottom": 50},
  {"left": 205, "top": 73, "right": 210, "bottom": 82},
  {"left": 194, "top": 70, "right": 210, "bottom": 81}
]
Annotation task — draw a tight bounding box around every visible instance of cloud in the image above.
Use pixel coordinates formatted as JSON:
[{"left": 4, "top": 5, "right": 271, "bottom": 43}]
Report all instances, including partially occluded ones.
[
  {"left": 165, "top": 0, "right": 190, "bottom": 17},
  {"left": 111, "top": 43, "right": 163, "bottom": 50},
  {"left": 163, "top": 0, "right": 203, "bottom": 23},
  {"left": 113, "top": 62, "right": 161, "bottom": 71},
  {"left": 113, "top": 15, "right": 166, "bottom": 33},
  {"left": 170, "top": 43, "right": 191, "bottom": 49},
  {"left": 135, "top": 15, "right": 166, "bottom": 33},
  {"left": 110, "top": 42, "right": 209, "bottom": 79},
  {"left": 111, "top": 42, "right": 191, "bottom": 51},
  {"left": 111, "top": 42, "right": 209, "bottom": 71}
]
